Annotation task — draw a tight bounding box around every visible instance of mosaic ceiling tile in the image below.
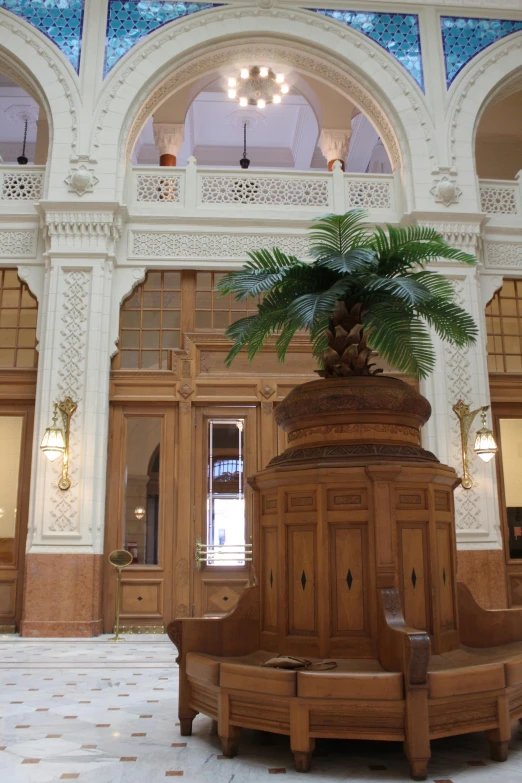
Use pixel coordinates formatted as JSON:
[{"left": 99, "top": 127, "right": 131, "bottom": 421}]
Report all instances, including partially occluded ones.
[
  {"left": 105, "top": 1, "right": 222, "bottom": 76},
  {"left": 310, "top": 9, "right": 424, "bottom": 91},
  {"left": 0, "top": 0, "right": 84, "bottom": 73},
  {"left": 442, "top": 16, "right": 522, "bottom": 88}
]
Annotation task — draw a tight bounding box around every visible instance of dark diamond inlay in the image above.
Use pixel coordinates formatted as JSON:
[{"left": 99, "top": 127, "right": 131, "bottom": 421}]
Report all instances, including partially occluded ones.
[
  {"left": 346, "top": 569, "right": 353, "bottom": 590},
  {"left": 269, "top": 569, "right": 273, "bottom": 588},
  {"left": 411, "top": 568, "right": 417, "bottom": 589},
  {"left": 222, "top": 596, "right": 229, "bottom": 602},
  {"left": 301, "top": 570, "right": 307, "bottom": 590},
  {"left": 443, "top": 568, "right": 446, "bottom": 586},
  {"left": 137, "top": 597, "right": 142, "bottom": 602}
]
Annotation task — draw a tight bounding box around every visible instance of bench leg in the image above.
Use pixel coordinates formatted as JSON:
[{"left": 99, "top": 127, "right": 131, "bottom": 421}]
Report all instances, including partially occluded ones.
[
  {"left": 180, "top": 717, "right": 196, "bottom": 736},
  {"left": 404, "top": 689, "right": 430, "bottom": 781},
  {"left": 178, "top": 665, "right": 197, "bottom": 736},
  {"left": 290, "top": 702, "right": 314, "bottom": 773},
  {"left": 487, "top": 695, "right": 510, "bottom": 762},
  {"left": 218, "top": 692, "right": 241, "bottom": 757},
  {"left": 220, "top": 726, "right": 241, "bottom": 758}
]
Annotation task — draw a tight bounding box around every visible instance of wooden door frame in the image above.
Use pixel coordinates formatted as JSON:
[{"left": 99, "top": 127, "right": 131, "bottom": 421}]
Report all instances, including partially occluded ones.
[
  {"left": 0, "top": 400, "right": 34, "bottom": 630},
  {"left": 192, "top": 404, "right": 258, "bottom": 616},
  {"left": 103, "top": 402, "right": 176, "bottom": 632}
]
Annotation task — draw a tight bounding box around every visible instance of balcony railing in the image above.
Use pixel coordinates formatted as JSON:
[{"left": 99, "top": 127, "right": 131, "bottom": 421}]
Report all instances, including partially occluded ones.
[
  {"left": 479, "top": 178, "right": 521, "bottom": 224},
  {"left": 129, "top": 161, "right": 399, "bottom": 221},
  {"left": 0, "top": 165, "right": 45, "bottom": 201}
]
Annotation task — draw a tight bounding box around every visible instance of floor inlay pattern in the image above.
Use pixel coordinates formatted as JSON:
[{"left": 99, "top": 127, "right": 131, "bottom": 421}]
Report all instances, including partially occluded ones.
[{"left": 1, "top": 637, "right": 522, "bottom": 781}]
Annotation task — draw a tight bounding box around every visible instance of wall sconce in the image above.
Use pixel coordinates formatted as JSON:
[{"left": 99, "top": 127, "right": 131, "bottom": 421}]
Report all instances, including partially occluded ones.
[
  {"left": 134, "top": 506, "right": 146, "bottom": 520},
  {"left": 452, "top": 399, "right": 498, "bottom": 489},
  {"left": 40, "top": 397, "right": 77, "bottom": 491}
]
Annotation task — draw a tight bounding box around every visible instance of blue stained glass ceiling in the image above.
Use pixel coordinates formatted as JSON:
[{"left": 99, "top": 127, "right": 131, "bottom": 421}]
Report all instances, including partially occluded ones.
[
  {"left": 0, "top": 0, "right": 84, "bottom": 73},
  {"left": 105, "top": 1, "right": 222, "bottom": 76},
  {"left": 441, "top": 17, "right": 522, "bottom": 88},
  {"left": 309, "top": 9, "right": 424, "bottom": 91}
]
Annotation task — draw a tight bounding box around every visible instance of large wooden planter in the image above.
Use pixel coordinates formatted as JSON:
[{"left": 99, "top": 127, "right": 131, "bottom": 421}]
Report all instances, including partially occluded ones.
[{"left": 169, "top": 376, "right": 522, "bottom": 780}]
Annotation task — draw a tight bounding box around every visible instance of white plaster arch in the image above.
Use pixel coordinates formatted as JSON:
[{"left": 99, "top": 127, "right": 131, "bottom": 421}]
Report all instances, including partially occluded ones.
[
  {"left": 0, "top": 9, "right": 82, "bottom": 185},
  {"left": 92, "top": 7, "right": 436, "bottom": 210},
  {"left": 446, "top": 32, "right": 522, "bottom": 201}
]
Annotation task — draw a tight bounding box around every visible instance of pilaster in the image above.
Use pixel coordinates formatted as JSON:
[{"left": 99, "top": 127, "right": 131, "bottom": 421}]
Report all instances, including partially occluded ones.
[
  {"left": 414, "top": 213, "right": 507, "bottom": 607},
  {"left": 21, "top": 202, "right": 124, "bottom": 636}
]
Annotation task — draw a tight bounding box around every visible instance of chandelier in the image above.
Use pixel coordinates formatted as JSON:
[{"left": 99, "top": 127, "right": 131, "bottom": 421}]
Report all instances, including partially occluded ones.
[{"left": 227, "top": 66, "right": 289, "bottom": 109}]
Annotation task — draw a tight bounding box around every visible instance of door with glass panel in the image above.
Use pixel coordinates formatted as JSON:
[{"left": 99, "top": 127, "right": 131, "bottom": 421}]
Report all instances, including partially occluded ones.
[
  {"left": 104, "top": 405, "right": 175, "bottom": 632},
  {"left": 493, "top": 408, "right": 522, "bottom": 606},
  {"left": 193, "top": 406, "right": 256, "bottom": 616},
  {"left": 0, "top": 404, "right": 33, "bottom": 631}
]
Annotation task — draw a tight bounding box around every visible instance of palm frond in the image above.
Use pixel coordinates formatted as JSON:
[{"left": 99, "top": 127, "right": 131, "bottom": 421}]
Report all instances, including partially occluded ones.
[
  {"left": 217, "top": 248, "right": 306, "bottom": 300},
  {"left": 416, "top": 300, "right": 478, "bottom": 347},
  {"left": 363, "top": 304, "right": 436, "bottom": 379},
  {"left": 308, "top": 210, "right": 370, "bottom": 259},
  {"left": 314, "top": 247, "right": 378, "bottom": 274},
  {"left": 286, "top": 279, "right": 354, "bottom": 328}
]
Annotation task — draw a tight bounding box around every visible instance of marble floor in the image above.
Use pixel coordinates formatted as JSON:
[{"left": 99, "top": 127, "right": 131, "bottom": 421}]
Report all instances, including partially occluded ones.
[{"left": 1, "top": 636, "right": 522, "bottom": 782}]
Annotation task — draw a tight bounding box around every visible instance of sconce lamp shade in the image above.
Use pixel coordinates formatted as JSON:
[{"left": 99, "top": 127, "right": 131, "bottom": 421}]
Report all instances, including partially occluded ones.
[
  {"left": 474, "top": 426, "right": 498, "bottom": 463},
  {"left": 40, "top": 425, "right": 66, "bottom": 462}
]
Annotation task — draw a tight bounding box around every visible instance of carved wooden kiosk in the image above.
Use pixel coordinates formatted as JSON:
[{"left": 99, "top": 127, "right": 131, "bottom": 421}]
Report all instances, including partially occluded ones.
[{"left": 169, "top": 376, "right": 522, "bottom": 780}]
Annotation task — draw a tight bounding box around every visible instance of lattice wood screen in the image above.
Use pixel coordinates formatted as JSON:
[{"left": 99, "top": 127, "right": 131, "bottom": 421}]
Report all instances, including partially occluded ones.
[
  {"left": 114, "top": 271, "right": 261, "bottom": 370},
  {"left": 485, "top": 279, "right": 522, "bottom": 373},
  {"left": 0, "top": 269, "right": 38, "bottom": 368}
]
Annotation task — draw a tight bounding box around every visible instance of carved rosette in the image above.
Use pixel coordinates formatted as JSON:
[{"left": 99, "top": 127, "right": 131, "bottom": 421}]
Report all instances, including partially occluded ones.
[{"left": 271, "top": 377, "right": 436, "bottom": 466}]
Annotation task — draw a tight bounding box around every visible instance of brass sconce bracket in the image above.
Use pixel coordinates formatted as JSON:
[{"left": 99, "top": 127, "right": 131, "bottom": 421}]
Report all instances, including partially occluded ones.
[
  {"left": 40, "top": 396, "right": 77, "bottom": 491},
  {"left": 452, "top": 399, "right": 497, "bottom": 490}
]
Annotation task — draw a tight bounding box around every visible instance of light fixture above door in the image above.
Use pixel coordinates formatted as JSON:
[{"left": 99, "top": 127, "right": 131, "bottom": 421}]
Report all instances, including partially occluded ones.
[{"left": 227, "top": 66, "right": 288, "bottom": 109}]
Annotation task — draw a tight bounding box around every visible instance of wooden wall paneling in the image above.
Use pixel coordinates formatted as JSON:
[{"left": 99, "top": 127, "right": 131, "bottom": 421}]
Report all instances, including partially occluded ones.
[
  {"left": 173, "top": 401, "right": 193, "bottom": 619},
  {"left": 120, "top": 578, "right": 163, "bottom": 619},
  {"left": 287, "top": 524, "right": 317, "bottom": 638},
  {"left": 261, "top": 524, "right": 278, "bottom": 634},
  {"left": 201, "top": 577, "right": 250, "bottom": 615},
  {"left": 103, "top": 404, "right": 175, "bottom": 631},
  {"left": 330, "top": 524, "right": 368, "bottom": 637},
  {"left": 366, "top": 465, "right": 402, "bottom": 589},
  {"left": 428, "top": 480, "right": 459, "bottom": 653},
  {"left": 0, "top": 403, "right": 34, "bottom": 629}
]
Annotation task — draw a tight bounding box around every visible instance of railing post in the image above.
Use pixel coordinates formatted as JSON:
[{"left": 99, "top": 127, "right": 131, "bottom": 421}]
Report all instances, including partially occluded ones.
[
  {"left": 185, "top": 155, "right": 197, "bottom": 212},
  {"left": 331, "top": 160, "right": 346, "bottom": 213}
]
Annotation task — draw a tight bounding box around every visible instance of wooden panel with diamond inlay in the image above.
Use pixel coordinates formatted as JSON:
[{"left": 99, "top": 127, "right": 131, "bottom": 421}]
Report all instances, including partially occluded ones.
[
  {"left": 287, "top": 525, "right": 317, "bottom": 639},
  {"left": 329, "top": 524, "right": 369, "bottom": 637},
  {"left": 261, "top": 526, "right": 278, "bottom": 633},
  {"left": 398, "top": 524, "right": 429, "bottom": 633},
  {"left": 202, "top": 579, "right": 249, "bottom": 616}
]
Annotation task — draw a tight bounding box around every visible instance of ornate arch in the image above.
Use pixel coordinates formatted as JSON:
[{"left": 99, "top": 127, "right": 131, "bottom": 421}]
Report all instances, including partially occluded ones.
[
  {"left": 0, "top": 9, "right": 81, "bottom": 160},
  {"left": 92, "top": 7, "right": 436, "bottom": 207},
  {"left": 447, "top": 32, "right": 522, "bottom": 171}
]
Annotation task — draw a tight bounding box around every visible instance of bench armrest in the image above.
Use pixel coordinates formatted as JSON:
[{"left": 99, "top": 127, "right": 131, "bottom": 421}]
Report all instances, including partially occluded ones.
[
  {"left": 458, "top": 582, "right": 522, "bottom": 647},
  {"left": 377, "top": 588, "right": 430, "bottom": 686},
  {"left": 167, "top": 584, "right": 260, "bottom": 663}
]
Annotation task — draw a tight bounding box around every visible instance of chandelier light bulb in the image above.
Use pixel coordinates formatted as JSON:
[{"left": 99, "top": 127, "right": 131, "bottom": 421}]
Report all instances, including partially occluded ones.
[
  {"left": 228, "top": 89, "right": 237, "bottom": 99},
  {"left": 276, "top": 73, "right": 285, "bottom": 83},
  {"left": 273, "top": 94, "right": 281, "bottom": 104},
  {"left": 280, "top": 83, "right": 289, "bottom": 94},
  {"left": 240, "top": 68, "right": 249, "bottom": 79},
  {"left": 228, "top": 77, "right": 237, "bottom": 87},
  {"left": 239, "top": 97, "right": 248, "bottom": 107},
  {"left": 259, "top": 67, "right": 269, "bottom": 77},
  {"left": 257, "top": 99, "right": 266, "bottom": 108}
]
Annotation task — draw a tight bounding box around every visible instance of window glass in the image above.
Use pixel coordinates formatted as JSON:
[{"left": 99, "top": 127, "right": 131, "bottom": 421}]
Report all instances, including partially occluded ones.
[
  {"left": 0, "top": 416, "right": 23, "bottom": 565},
  {"left": 207, "top": 419, "right": 245, "bottom": 566},
  {"left": 499, "top": 418, "right": 522, "bottom": 559},
  {"left": 124, "top": 417, "right": 161, "bottom": 565}
]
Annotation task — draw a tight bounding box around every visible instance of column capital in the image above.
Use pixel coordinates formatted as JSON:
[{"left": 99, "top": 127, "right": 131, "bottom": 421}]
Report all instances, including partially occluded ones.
[
  {"left": 319, "top": 128, "right": 352, "bottom": 170},
  {"left": 36, "top": 201, "right": 125, "bottom": 256},
  {"left": 406, "top": 212, "right": 487, "bottom": 255},
  {"left": 153, "top": 122, "right": 184, "bottom": 164}
]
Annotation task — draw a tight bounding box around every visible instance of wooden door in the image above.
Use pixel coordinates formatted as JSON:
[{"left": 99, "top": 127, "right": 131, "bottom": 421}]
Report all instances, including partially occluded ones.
[
  {"left": 104, "top": 403, "right": 176, "bottom": 632},
  {"left": 492, "top": 404, "right": 522, "bottom": 606},
  {"left": 192, "top": 405, "right": 257, "bottom": 616},
  {"left": 0, "top": 402, "right": 33, "bottom": 631}
]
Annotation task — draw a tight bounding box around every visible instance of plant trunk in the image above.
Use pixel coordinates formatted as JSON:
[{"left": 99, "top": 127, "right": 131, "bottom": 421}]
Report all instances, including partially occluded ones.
[{"left": 320, "top": 302, "right": 382, "bottom": 378}]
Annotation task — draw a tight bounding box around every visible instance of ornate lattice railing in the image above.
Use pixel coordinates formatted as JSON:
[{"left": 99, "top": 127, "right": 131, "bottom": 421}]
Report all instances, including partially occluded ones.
[
  {"left": 130, "top": 163, "right": 399, "bottom": 219},
  {"left": 479, "top": 179, "right": 520, "bottom": 216},
  {"left": 0, "top": 166, "right": 44, "bottom": 201}
]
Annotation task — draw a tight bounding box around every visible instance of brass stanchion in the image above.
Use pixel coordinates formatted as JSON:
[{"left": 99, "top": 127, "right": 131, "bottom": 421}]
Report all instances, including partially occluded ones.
[{"left": 108, "top": 549, "right": 133, "bottom": 643}]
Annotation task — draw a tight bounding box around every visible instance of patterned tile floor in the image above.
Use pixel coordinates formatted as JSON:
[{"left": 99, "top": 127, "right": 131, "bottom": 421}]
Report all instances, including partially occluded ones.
[{"left": 1, "top": 635, "right": 522, "bottom": 781}]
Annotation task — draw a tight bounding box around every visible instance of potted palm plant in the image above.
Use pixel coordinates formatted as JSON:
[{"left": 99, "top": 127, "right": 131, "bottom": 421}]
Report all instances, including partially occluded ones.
[
  {"left": 217, "top": 210, "right": 477, "bottom": 380},
  {"left": 217, "top": 210, "right": 478, "bottom": 467}
]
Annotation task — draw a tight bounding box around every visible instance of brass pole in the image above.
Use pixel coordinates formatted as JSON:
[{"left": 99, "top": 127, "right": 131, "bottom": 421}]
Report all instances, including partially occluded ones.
[{"left": 109, "top": 566, "right": 125, "bottom": 643}]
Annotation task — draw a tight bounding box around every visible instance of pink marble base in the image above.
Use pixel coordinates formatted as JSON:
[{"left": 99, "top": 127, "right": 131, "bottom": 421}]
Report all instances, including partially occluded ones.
[
  {"left": 457, "top": 549, "right": 508, "bottom": 610},
  {"left": 20, "top": 553, "right": 103, "bottom": 637}
]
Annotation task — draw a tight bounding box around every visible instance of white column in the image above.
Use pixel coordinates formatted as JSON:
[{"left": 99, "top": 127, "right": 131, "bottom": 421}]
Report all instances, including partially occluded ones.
[
  {"left": 152, "top": 122, "right": 185, "bottom": 166},
  {"left": 417, "top": 217, "right": 502, "bottom": 551},
  {"left": 319, "top": 129, "right": 352, "bottom": 171}
]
